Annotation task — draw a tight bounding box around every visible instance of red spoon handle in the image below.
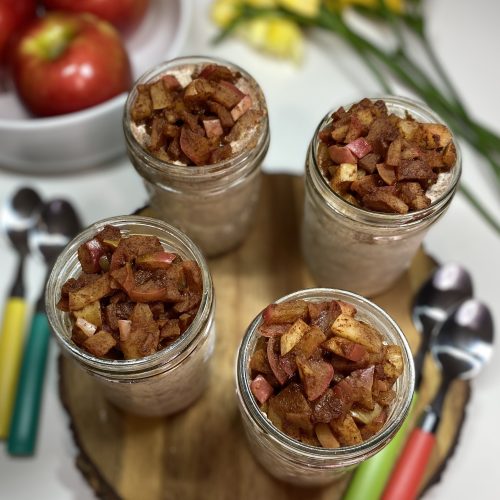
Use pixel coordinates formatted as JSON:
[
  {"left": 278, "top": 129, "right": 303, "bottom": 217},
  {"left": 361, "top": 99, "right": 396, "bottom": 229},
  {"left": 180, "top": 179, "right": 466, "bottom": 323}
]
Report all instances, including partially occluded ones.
[{"left": 382, "top": 427, "right": 436, "bottom": 500}]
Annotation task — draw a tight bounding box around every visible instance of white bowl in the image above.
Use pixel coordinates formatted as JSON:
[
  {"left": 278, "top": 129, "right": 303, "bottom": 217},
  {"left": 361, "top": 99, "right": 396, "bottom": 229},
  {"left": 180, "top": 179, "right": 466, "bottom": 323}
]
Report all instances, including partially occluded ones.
[{"left": 0, "top": 0, "right": 191, "bottom": 174}]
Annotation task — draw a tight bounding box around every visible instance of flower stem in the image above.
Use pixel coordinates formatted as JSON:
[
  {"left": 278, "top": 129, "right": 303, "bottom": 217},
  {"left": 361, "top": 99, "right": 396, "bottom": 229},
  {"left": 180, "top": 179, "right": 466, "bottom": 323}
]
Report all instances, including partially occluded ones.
[{"left": 459, "top": 184, "right": 500, "bottom": 234}]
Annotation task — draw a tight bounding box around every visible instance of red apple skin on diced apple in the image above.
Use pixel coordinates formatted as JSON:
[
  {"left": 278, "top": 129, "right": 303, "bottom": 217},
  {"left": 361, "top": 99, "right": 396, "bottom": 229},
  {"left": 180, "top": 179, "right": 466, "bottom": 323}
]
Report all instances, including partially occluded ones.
[
  {"left": 162, "top": 74, "right": 181, "bottom": 90},
  {"left": 231, "top": 95, "right": 252, "bottom": 121},
  {"left": 78, "top": 238, "right": 105, "bottom": 273},
  {"left": 346, "top": 137, "right": 373, "bottom": 159},
  {"left": 135, "top": 251, "right": 177, "bottom": 270},
  {"left": 262, "top": 301, "right": 308, "bottom": 325},
  {"left": 267, "top": 337, "right": 289, "bottom": 385},
  {"left": 258, "top": 323, "right": 291, "bottom": 338},
  {"left": 250, "top": 374, "right": 274, "bottom": 404},
  {"left": 11, "top": 12, "right": 132, "bottom": 117},
  {"left": 203, "top": 119, "right": 224, "bottom": 138},
  {"left": 328, "top": 145, "right": 356, "bottom": 165}
]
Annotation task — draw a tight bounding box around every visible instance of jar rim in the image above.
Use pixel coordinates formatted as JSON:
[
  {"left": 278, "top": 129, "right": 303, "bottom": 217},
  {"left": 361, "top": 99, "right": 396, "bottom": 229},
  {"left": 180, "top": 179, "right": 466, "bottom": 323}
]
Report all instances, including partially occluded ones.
[
  {"left": 236, "top": 287, "right": 415, "bottom": 464},
  {"left": 123, "top": 55, "right": 270, "bottom": 182},
  {"left": 309, "top": 95, "right": 462, "bottom": 226},
  {"left": 45, "top": 215, "right": 214, "bottom": 376}
]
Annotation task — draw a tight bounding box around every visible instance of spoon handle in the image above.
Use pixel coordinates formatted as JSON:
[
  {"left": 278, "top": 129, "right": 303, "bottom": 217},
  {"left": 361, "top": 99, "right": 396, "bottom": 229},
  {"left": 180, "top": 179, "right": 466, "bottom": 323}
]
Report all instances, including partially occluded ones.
[
  {"left": 0, "top": 297, "right": 27, "bottom": 439},
  {"left": 382, "top": 410, "right": 437, "bottom": 500},
  {"left": 342, "top": 391, "right": 418, "bottom": 500},
  {"left": 7, "top": 311, "right": 51, "bottom": 455}
]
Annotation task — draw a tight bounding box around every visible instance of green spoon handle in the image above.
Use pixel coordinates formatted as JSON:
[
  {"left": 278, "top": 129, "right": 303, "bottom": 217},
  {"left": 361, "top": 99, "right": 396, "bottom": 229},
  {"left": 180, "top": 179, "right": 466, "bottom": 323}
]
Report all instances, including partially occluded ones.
[
  {"left": 342, "top": 392, "right": 418, "bottom": 500},
  {"left": 7, "top": 311, "right": 51, "bottom": 455}
]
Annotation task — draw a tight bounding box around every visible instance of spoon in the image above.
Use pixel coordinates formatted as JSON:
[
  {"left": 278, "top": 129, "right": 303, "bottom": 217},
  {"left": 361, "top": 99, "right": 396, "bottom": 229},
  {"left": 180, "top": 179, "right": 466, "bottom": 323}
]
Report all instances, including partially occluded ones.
[
  {"left": 0, "top": 187, "right": 42, "bottom": 439},
  {"left": 412, "top": 263, "right": 474, "bottom": 388},
  {"left": 382, "top": 299, "right": 494, "bottom": 500},
  {"left": 343, "top": 263, "right": 473, "bottom": 500},
  {"left": 7, "top": 199, "right": 81, "bottom": 455}
]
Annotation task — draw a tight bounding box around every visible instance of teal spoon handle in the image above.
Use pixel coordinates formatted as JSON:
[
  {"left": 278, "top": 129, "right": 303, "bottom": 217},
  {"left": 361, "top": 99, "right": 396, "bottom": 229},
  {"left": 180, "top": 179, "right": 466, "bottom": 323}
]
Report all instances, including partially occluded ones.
[
  {"left": 343, "top": 392, "right": 418, "bottom": 500},
  {"left": 7, "top": 311, "right": 51, "bottom": 456}
]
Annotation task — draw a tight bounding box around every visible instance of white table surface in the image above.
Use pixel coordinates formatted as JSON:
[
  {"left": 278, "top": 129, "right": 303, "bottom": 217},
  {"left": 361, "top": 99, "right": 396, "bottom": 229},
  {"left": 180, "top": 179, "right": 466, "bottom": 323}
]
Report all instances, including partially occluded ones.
[{"left": 1, "top": 0, "right": 499, "bottom": 498}]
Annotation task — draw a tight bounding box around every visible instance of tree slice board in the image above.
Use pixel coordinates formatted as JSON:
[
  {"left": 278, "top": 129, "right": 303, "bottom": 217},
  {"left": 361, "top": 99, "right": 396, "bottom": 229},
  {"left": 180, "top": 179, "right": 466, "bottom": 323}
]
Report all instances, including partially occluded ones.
[{"left": 58, "top": 173, "right": 470, "bottom": 500}]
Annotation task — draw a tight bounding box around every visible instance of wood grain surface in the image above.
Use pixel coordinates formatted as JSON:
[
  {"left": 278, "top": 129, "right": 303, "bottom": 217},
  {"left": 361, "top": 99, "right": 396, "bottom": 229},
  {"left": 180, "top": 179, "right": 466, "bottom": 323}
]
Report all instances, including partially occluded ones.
[{"left": 58, "top": 173, "right": 470, "bottom": 500}]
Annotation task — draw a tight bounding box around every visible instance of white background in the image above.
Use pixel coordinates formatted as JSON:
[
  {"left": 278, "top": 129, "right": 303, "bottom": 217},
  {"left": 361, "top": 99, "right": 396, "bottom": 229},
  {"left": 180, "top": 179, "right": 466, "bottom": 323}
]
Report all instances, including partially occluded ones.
[{"left": 1, "top": 0, "right": 499, "bottom": 498}]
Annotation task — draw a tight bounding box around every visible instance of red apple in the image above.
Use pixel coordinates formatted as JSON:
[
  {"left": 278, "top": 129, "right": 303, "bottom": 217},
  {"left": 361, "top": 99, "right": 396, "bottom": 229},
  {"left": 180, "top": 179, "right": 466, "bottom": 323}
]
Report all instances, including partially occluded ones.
[
  {"left": 41, "top": 0, "right": 149, "bottom": 33},
  {"left": 0, "top": 0, "right": 36, "bottom": 63},
  {"left": 11, "top": 12, "right": 132, "bottom": 117}
]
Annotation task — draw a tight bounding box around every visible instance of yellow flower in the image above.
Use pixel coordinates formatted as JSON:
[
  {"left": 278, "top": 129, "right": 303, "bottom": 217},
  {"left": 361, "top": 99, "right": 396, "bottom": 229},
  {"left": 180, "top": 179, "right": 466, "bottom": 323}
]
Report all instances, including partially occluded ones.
[
  {"left": 238, "top": 16, "right": 304, "bottom": 62},
  {"left": 211, "top": 0, "right": 242, "bottom": 28},
  {"left": 278, "top": 0, "right": 321, "bottom": 18}
]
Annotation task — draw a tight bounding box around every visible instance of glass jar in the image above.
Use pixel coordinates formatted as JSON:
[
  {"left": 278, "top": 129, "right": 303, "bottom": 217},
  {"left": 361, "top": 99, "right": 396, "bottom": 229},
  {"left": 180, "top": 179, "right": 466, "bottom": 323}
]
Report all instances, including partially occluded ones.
[
  {"left": 123, "top": 55, "right": 270, "bottom": 258},
  {"left": 302, "top": 96, "right": 462, "bottom": 297},
  {"left": 236, "top": 288, "right": 414, "bottom": 486},
  {"left": 46, "top": 215, "right": 215, "bottom": 417}
]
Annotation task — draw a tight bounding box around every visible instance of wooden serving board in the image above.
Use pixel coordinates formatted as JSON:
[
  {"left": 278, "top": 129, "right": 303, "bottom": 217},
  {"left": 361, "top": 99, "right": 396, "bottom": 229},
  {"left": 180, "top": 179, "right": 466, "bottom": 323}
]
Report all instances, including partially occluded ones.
[{"left": 58, "top": 174, "right": 470, "bottom": 500}]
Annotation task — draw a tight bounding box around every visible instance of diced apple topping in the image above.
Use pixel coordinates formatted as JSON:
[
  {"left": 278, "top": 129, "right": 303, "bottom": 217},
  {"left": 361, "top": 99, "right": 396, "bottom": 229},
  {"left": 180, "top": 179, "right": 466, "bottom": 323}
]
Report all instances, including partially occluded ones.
[
  {"left": 297, "top": 357, "right": 334, "bottom": 401},
  {"left": 280, "top": 319, "right": 309, "bottom": 356},
  {"left": 317, "top": 98, "right": 457, "bottom": 213},
  {"left": 248, "top": 297, "right": 405, "bottom": 449},
  {"left": 202, "top": 118, "right": 224, "bottom": 138},
  {"left": 330, "top": 163, "right": 357, "bottom": 193},
  {"left": 250, "top": 374, "right": 274, "bottom": 404},
  {"left": 331, "top": 314, "right": 383, "bottom": 353},
  {"left": 346, "top": 137, "right": 372, "bottom": 159},
  {"left": 75, "top": 317, "right": 97, "bottom": 338},
  {"left": 130, "top": 63, "right": 263, "bottom": 166},
  {"left": 230, "top": 95, "right": 252, "bottom": 121},
  {"left": 330, "top": 414, "right": 363, "bottom": 446},
  {"left": 315, "top": 423, "right": 340, "bottom": 448},
  {"left": 328, "top": 145, "right": 356, "bottom": 165},
  {"left": 83, "top": 331, "right": 117, "bottom": 358},
  {"left": 322, "top": 336, "right": 368, "bottom": 362},
  {"left": 262, "top": 300, "right": 308, "bottom": 324},
  {"left": 59, "top": 224, "right": 203, "bottom": 360}
]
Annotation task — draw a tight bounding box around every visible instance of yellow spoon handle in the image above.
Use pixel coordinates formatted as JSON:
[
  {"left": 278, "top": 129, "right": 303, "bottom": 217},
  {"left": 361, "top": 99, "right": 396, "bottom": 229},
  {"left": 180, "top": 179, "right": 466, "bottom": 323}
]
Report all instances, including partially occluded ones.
[{"left": 0, "top": 297, "right": 27, "bottom": 439}]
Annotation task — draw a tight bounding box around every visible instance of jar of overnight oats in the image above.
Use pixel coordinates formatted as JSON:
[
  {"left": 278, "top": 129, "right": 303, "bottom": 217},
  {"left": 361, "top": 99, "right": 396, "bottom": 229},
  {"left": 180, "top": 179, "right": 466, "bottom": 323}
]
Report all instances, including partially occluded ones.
[
  {"left": 46, "top": 215, "right": 215, "bottom": 417},
  {"left": 302, "top": 96, "right": 462, "bottom": 297},
  {"left": 236, "top": 288, "right": 414, "bottom": 486},
  {"left": 123, "top": 56, "right": 270, "bottom": 258}
]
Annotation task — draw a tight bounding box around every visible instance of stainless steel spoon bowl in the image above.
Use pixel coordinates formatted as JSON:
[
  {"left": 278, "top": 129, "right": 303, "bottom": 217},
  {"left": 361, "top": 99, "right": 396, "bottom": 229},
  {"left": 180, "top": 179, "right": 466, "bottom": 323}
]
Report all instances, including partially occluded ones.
[
  {"left": 8, "top": 198, "right": 81, "bottom": 455},
  {"left": 30, "top": 199, "right": 82, "bottom": 266},
  {"left": 412, "top": 263, "right": 474, "bottom": 385},
  {"left": 0, "top": 187, "right": 42, "bottom": 439},
  {"left": 1, "top": 187, "right": 43, "bottom": 297},
  {"left": 433, "top": 299, "right": 494, "bottom": 380}
]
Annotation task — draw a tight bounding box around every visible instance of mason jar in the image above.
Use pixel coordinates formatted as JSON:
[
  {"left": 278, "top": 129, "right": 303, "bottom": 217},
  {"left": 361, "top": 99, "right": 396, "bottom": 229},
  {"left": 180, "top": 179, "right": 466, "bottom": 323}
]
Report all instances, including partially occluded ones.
[
  {"left": 302, "top": 96, "right": 461, "bottom": 297},
  {"left": 236, "top": 288, "right": 414, "bottom": 486},
  {"left": 123, "top": 55, "right": 270, "bottom": 257},
  {"left": 46, "top": 215, "right": 215, "bottom": 417}
]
